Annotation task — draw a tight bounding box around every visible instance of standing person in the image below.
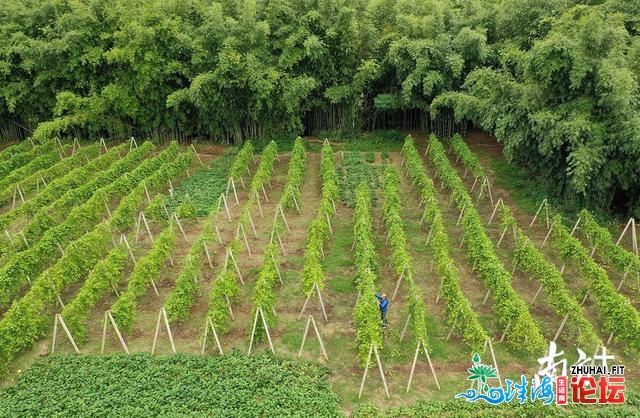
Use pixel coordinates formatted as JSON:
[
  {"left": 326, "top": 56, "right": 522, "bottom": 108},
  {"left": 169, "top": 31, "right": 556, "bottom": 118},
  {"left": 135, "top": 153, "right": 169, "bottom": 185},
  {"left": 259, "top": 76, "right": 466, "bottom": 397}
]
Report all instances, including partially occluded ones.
[{"left": 375, "top": 293, "right": 389, "bottom": 327}]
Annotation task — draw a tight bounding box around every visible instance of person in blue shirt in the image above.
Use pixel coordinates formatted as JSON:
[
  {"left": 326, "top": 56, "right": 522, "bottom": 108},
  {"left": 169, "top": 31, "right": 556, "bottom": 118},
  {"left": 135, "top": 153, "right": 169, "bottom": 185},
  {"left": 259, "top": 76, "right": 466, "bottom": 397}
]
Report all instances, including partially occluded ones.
[{"left": 375, "top": 293, "right": 389, "bottom": 327}]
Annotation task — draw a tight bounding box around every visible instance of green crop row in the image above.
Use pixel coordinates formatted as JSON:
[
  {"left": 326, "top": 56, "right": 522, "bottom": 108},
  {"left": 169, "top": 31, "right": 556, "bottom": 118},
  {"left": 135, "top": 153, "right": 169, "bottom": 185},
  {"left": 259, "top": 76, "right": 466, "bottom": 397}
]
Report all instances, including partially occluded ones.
[
  {"left": 353, "top": 183, "right": 383, "bottom": 367},
  {"left": 550, "top": 214, "right": 640, "bottom": 351},
  {"left": 61, "top": 247, "right": 129, "bottom": 344},
  {"left": 402, "top": 136, "right": 488, "bottom": 352},
  {"left": 0, "top": 142, "right": 177, "bottom": 310},
  {"left": 279, "top": 137, "right": 306, "bottom": 212},
  {"left": 381, "top": 166, "right": 430, "bottom": 348},
  {"left": 0, "top": 223, "right": 113, "bottom": 374},
  {"left": 427, "top": 135, "right": 545, "bottom": 354},
  {"left": 301, "top": 142, "right": 337, "bottom": 297},
  {"left": 19, "top": 142, "right": 155, "bottom": 247},
  {"left": 0, "top": 142, "right": 128, "bottom": 232},
  {"left": 110, "top": 226, "right": 176, "bottom": 332},
  {"left": 449, "top": 133, "right": 485, "bottom": 179},
  {"left": 0, "top": 143, "right": 99, "bottom": 207}
]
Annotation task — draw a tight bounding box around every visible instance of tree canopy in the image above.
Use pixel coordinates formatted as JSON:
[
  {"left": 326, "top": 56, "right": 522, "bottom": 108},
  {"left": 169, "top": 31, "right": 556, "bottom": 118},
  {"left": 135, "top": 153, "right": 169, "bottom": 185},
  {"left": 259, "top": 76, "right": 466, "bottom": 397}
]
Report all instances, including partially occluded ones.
[{"left": 0, "top": 0, "right": 638, "bottom": 212}]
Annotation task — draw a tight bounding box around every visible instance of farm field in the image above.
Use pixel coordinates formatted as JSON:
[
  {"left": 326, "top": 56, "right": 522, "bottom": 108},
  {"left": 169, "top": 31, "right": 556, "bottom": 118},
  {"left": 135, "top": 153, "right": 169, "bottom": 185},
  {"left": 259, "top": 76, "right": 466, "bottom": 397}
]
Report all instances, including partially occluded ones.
[{"left": 0, "top": 134, "right": 639, "bottom": 416}]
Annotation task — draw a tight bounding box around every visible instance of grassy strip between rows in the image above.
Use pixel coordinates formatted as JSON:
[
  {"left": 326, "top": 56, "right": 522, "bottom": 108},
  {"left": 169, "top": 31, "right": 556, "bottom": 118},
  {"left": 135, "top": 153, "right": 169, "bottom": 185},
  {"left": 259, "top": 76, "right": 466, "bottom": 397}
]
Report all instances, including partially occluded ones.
[{"left": 0, "top": 353, "right": 342, "bottom": 418}]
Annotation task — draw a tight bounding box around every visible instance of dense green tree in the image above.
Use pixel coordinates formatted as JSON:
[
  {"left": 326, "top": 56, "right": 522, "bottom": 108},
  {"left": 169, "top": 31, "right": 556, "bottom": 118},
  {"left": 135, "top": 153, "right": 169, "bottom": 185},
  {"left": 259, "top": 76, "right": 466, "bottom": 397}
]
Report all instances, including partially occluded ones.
[{"left": 0, "top": 0, "right": 638, "bottom": 212}]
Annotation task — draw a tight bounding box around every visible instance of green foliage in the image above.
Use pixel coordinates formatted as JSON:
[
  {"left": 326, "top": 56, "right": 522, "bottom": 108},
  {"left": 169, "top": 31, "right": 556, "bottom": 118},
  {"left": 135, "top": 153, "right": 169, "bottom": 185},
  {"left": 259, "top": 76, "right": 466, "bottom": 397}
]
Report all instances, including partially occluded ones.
[
  {"left": 279, "top": 137, "right": 306, "bottom": 212},
  {"left": 250, "top": 141, "right": 278, "bottom": 195},
  {"left": 427, "top": 135, "right": 545, "bottom": 354},
  {"left": 163, "top": 150, "right": 236, "bottom": 217},
  {"left": 0, "top": 142, "right": 128, "bottom": 233},
  {"left": 207, "top": 247, "right": 242, "bottom": 334},
  {"left": 578, "top": 209, "right": 640, "bottom": 282},
  {"left": 402, "top": 136, "right": 488, "bottom": 352},
  {"left": 551, "top": 214, "right": 640, "bottom": 352},
  {"left": 0, "top": 142, "right": 167, "bottom": 309},
  {"left": 111, "top": 145, "right": 193, "bottom": 230},
  {"left": 0, "top": 1, "right": 637, "bottom": 214},
  {"left": 0, "top": 224, "right": 112, "bottom": 374},
  {"left": 0, "top": 141, "right": 47, "bottom": 178},
  {"left": 20, "top": 141, "right": 155, "bottom": 247},
  {"left": 450, "top": 134, "right": 485, "bottom": 179},
  {"left": 62, "top": 247, "right": 129, "bottom": 344},
  {"left": 338, "top": 152, "right": 384, "bottom": 207},
  {"left": 0, "top": 142, "right": 64, "bottom": 195},
  {"left": 301, "top": 142, "right": 336, "bottom": 296},
  {"left": 251, "top": 243, "right": 280, "bottom": 340},
  {"left": 176, "top": 199, "right": 199, "bottom": 219},
  {"left": 381, "top": 166, "right": 431, "bottom": 347},
  {"left": 229, "top": 140, "right": 254, "bottom": 180},
  {"left": 0, "top": 353, "right": 342, "bottom": 417},
  {"left": 353, "top": 183, "right": 383, "bottom": 367},
  {"left": 111, "top": 226, "right": 176, "bottom": 332},
  {"left": 511, "top": 222, "right": 600, "bottom": 351},
  {"left": 434, "top": 4, "right": 640, "bottom": 212},
  {"left": 0, "top": 143, "right": 100, "bottom": 207}
]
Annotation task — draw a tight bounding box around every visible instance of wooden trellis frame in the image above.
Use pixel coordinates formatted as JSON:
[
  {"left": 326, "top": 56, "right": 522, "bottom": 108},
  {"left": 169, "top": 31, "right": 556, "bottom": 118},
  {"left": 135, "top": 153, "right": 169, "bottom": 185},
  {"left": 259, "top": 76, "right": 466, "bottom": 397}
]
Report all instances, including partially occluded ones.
[
  {"left": 191, "top": 144, "right": 204, "bottom": 165},
  {"left": 135, "top": 212, "right": 154, "bottom": 243},
  {"left": 51, "top": 314, "right": 80, "bottom": 354},
  {"left": 201, "top": 316, "right": 224, "bottom": 355},
  {"left": 226, "top": 177, "right": 239, "bottom": 205},
  {"left": 298, "top": 315, "right": 328, "bottom": 361},
  {"left": 101, "top": 311, "right": 130, "bottom": 354},
  {"left": 173, "top": 213, "right": 189, "bottom": 242},
  {"left": 476, "top": 177, "right": 494, "bottom": 206},
  {"left": 151, "top": 307, "right": 176, "bottom": 354},
  {"left": 99, "top": 137, "right": 109, "bottom": 153},
  {"left": 616, "top": 218, "right": 638, "bottom": 256},
  {"left": 254, "top": 191, "right": 264, "bottom": 218},
  {"left": 487, "top": 198, "right": 504, "bottom": 226},
  {"left": 358, "top": 344, "right": 390, "bottom": 399},
  {"left": 406, "top": 338, "right": 440, "bottom": 392},
  {"left": 119, "top": 234, "right": 136, "bottom": 263},
  {"left": 12, "top": 184, "right": 25, "bottom": 209},
  {"left": 225, "top": 248, "right": 244, "bottom": 285},
  {"left": 298, "top": 283, "right": 328, "bottom": 321},
  {"left": 247, "top": 307, "right": 275, "bottom": 355},
  {"left": 529, "top": 198, "right": 551, "bottom": 230},
  {"left": 391, "top": 267, "right": 408, "bottom": 301},
  {"left": 72, "top": 137, "right": 81, "bottom": 153},
  {"left": 236, "top": 223, "right": 253, "bottom": 259},
  {"left": 216, "top": 193, "right": 232, "bottom": 222}
]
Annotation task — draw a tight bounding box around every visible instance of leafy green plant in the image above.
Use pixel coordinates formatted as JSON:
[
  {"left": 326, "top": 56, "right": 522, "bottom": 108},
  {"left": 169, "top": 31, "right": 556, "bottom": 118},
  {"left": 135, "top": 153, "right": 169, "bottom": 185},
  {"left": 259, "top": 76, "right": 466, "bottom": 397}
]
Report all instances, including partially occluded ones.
[
  {"left": 0, "top": 142, "right": 128, "bottom": 232},
  {"left": 551, "top": 214, "right": 640, "bottom": 352},
  {"left": 338, "top": 152, "right": 383, "bottom": 207},
  {"left": 301, "top": 142, "right": 336, "bottom": 296},
  {"left": 0, "top": 224, "right": 112, "bottom": 374},
  {"left": 163, "top": 150, "right": 236, "bottom": 217},
  {"left": 449, "top": 134, "right": 485, "bottom": 179},
  {"left": 61, "top": 247, "right": 129, "bottom": 344},
  {"left": 0, "top": 353, "right": 342, "bottom": 417},
  {"left": 426, "top": 135, "right": 545, "bottom": 354},
  {"left": 352, "top": 183, "right": 383, "bottom": 366},
  {"left": 279, "top": 137, "right": 306, "bottom": 212},
  {"left": 0, "top": 143, "right": 100, "bottom": 207},
  {"left": 111, "top": 226, "right": 176, "bottom": 332},
  {"left": 402, "top": 136, "right": 488, "bottom": 352},
  {"left": 0, "top": 142, "right": 175, "bottom": 309}
]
